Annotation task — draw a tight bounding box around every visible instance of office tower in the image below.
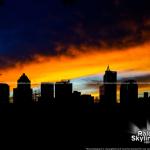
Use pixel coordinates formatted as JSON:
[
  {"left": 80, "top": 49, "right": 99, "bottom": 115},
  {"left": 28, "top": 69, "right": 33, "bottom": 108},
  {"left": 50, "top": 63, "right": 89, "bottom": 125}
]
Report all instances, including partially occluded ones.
[
  {"left": 55, "top": 80, "right": 72, "bottom": 104},
  {"left": 100, "top": 66, "right": 117, "bottom": 105},
  {"left": 72, "top": 91, "right": 81, "bottom": 107},
  {"left": 55, "top": 80, "right": 72, "bottom": 98},
  {"left": 13, "top": 73, "right": 33, "bottom": 104},
  {"left": 120, "top": 80, "right": 138, "bottom": 105},
  {"left": 80, "top": 94, "right": 94, "bottom": 107},
  {"left": 144, "top": 92, "right": 148, "bottom": 100},
  {"left": 0, "top": 83, "right": 9, "bottom": 104},
  {"left": 39, "top": 82, "right": 54, "bottom": 104}
]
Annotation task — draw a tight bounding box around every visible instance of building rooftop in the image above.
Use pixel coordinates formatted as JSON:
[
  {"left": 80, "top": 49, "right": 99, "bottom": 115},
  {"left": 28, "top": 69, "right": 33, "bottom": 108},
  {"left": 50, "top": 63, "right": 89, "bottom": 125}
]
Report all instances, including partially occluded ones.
[{"left": 17, "top": 73, "right": 30, "bottom": 83}]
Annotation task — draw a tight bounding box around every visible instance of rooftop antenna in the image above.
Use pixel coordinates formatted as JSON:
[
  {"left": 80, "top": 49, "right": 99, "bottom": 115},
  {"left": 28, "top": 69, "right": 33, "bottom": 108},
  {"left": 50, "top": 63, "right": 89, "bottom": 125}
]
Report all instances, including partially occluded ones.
[{"left": 106, "top": 65, "right": 110, "bottom": 71}]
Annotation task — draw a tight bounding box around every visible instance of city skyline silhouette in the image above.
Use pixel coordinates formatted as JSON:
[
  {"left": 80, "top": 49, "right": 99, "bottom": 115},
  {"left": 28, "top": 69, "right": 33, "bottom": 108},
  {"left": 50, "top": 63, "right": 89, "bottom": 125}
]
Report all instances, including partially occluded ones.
[{"left": 0, "top": 66, "right": 149, "bottom": 106}]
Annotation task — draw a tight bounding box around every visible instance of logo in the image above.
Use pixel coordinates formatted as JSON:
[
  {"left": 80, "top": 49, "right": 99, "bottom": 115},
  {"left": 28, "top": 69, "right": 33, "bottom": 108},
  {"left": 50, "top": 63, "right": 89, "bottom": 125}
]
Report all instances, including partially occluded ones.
[{"left": 130, "top": 121, "right": 150, "bottom": 144}]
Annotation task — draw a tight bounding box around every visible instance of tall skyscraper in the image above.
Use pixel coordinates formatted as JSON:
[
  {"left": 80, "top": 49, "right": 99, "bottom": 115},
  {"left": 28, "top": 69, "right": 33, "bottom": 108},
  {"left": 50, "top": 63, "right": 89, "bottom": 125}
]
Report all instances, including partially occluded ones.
[
  {"left": 100, "top": 66, "right": 117, "bottom": 105},
  {"left": 55, "top": 80, "right": 72, "bottom": 104},
  {"left": 0, "top": 83, "right": 9, "bottom": 104},
  {"left": 120, "top": 80, "right": 138, "bottom": 105},
  {"left": 13, "top": 73, "right": 33, "bottom": 104},
  {"left": 39, "top": 82, "right": 54, "bottom": 104}
]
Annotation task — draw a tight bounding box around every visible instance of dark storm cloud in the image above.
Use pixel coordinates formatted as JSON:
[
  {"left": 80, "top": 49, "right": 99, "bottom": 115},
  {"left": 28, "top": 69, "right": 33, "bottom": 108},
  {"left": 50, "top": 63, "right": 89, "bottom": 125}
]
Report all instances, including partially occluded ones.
[
  {"left": 0, "top": 0, "right": 150, "bottom": 68},
  {"left": 0, "top": 0, "right": 4, "bottom": 5},
  {"left": 68, "top": 0, "right": 150, "bottom": 48},
  {"left": 62, "top": 0, "right": 79, "bottom": 5}
]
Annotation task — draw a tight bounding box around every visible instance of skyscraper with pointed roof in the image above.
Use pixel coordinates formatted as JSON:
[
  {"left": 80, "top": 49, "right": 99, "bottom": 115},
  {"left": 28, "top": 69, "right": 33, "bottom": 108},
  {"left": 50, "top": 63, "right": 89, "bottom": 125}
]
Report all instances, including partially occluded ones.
[
  {"left": 13, "top": 73, "right": 33, "bottom": 104},
  {"left": 100, "top": 66, "right": 117, "bottom": 105}
]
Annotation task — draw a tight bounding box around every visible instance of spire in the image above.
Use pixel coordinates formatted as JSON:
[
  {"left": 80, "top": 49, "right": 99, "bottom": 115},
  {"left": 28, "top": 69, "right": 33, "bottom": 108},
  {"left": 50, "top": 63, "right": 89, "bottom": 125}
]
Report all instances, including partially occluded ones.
[
  {"left": 18, "top": 73, "right": 30, "bottom": 83},
  {"left": 106, "top": 65, "right": 110, "bottom": 71}
]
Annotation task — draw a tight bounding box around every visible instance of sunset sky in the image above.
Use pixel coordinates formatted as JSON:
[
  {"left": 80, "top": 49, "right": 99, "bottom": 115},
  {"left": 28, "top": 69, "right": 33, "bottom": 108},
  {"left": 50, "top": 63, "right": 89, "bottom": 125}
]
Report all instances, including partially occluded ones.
[{"left": 0, "top": 0, "right": 150, "bottom": 100}]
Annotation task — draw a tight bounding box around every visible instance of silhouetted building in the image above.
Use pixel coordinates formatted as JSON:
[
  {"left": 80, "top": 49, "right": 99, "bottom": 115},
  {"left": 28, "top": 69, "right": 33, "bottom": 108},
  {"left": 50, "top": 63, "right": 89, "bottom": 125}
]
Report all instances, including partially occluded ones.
[
  {"left": 120, "top": 80, "right": 138, "bottom": 105},
  {"left": 73, "top": 91, "right": 81, "bottom": 97},
  {"left": 80, "top": 94, "right": 94, "bottom": 107},
  {"left": 13, "top": 73, "right": 33, "bottom": 104},
  {"left": 55, "top": 80, "right": 72, "bottom": 98},
  {"left": 72, "top": 91, "right": 81, "bottom": 106},
  {"left": 0, "top": 83, "right": 9, "bottom": 104},
  {"left": 55, "top": 80, "right": 72, "bottom": 104},
  {"left": 100, "top": 85, "right": 105, "bottom": 101},
  {"left": 142, "top": 92, "right": 149, "bottom": 104},
  {"left": 144, "top": 92, "right": 148, "bottom": 100},
  {"left": 100, "top": 66, "right": 117, "bottom": 105},
  {"left": 38, "top": 82, "right": 54, "bottom": 104}
]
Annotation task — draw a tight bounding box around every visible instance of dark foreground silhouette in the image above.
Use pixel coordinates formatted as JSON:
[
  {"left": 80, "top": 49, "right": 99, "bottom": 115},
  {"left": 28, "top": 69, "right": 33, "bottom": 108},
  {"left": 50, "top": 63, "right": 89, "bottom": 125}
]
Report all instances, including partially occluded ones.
[{"left": 0, "top": 100, "right": 150, "bottom": 148}]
